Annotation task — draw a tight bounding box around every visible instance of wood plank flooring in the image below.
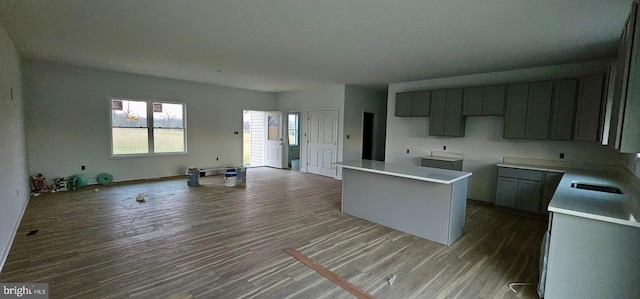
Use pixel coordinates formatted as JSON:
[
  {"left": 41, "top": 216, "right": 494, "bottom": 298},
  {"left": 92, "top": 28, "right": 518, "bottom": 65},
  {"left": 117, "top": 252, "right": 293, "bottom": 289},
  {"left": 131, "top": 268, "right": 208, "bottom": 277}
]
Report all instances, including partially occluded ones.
[{"left": 1, "top": 168, "right": 546, "bottom": 298}]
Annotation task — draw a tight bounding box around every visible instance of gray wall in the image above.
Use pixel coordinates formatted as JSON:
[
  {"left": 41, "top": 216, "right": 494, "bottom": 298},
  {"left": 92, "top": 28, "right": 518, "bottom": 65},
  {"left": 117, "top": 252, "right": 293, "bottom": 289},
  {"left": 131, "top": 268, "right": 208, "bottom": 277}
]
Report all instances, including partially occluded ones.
[
  {"left": 344, "top": 85, "right": 387, "bottom": 161},
  {"left": 386, "top": 60, "right": 626, "bottom": 202},
  {"left": 276, "top": 85, "right": 345, "bottom": 175},
  {"left": 23, "top": 60, "right": 277, "bottom": 183},
  {"left": 0, "top": 24, "right": 30, "bottom": 271}
]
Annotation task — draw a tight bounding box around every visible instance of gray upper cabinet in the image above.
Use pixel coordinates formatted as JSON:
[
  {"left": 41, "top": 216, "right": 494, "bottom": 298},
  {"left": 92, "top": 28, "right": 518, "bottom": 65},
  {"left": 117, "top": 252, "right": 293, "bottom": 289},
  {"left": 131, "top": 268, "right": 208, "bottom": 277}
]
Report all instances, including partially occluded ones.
[
  {"left": 525, "top": 82, "right": 553, "bottom": 139},
  {"left": 483, "top": 85, "right": 506, "bottom": 115},
  {"left": 429, "top": 90, "right": 447, "bottom": 136},
  {"left": 395, "top": 92, "right": 412, "bottom": 117},
  {"left": 463, "top": 85, "right": 505, "bottom": 116},
  {"left": 444, "top": 89, "right": 465, "bottom": 136},
  {"left": 550, "top": 80, "right": 578, "bottom": 141},
  {"left": 411, "top": 91, "right": 431, "bottom": 116},
  {"left": 574, "top": 75, "right": 605, "bottom": 141},
  {"left": 609, "top": 1, "right": 640, "bottom": 153},
  {"left": 429, "top": 89, "right": 465, "bottom": 137},
  {"left": 395, "top": 91, "right": 431, "bottom": 117},
  {"left": 504, "top": 83, "right": 529, "bottom": 138},
  {"left": 462, "top": 87, "right": 484, "bottom": 116},
  {"left": 504, "top": 82, "right": 553, "bottom": 139}
]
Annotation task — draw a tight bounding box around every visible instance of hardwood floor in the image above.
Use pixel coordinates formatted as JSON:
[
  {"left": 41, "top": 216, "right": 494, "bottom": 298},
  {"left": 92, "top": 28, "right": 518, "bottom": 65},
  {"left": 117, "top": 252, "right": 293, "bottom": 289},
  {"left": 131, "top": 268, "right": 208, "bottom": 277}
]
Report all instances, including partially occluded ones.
[{"left": 1, "top": 168, "right": 546, "bottom": 298}]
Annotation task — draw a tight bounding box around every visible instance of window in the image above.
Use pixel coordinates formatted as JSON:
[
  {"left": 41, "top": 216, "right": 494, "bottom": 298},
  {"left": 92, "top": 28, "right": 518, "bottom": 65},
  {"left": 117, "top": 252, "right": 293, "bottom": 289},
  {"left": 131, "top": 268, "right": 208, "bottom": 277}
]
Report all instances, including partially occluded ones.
[
  {"left": 288, "top": 113, "right": 298, "bottom": 145},
  {"left": 111, "top": 98, "right": 186, "bottom": 156}
]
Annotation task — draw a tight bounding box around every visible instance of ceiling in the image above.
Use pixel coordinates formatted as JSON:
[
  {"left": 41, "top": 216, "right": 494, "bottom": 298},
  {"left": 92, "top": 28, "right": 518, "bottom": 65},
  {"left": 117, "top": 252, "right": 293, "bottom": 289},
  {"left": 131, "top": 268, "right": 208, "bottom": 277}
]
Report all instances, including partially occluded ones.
[{"left": 0, "top": 0, "right": 633, "bottom": 92}]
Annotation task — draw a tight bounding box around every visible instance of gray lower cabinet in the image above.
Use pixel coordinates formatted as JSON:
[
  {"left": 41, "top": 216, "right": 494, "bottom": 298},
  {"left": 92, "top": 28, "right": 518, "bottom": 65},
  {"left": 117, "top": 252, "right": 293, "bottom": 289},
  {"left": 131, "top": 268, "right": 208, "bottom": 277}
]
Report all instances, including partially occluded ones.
[
  {"left": 395, "top": 91, "right": 431, "bottom": 117},
  {"left": 574, "top": 74, "right": 605, "bottom": 141},
  {"left": 496, "top": 177, "right": 518, "bottom": 208},
  {"left": 550, "top": 80, "right": 578, "bottom": 140},
  {"left": 429, "top": 89, "right": 465, "bottom": 137},
  {"left": 544, "top": 212, "right": 640, "bottom": 298},
  {"left": 516, "top": 180, "right": 542, "bottom": 213},
  {"left": 496, "top": 166, "right": 562, "bottom": 214},
  {"left": 421, "top": 157, "right": 463, "bottom": 171}
]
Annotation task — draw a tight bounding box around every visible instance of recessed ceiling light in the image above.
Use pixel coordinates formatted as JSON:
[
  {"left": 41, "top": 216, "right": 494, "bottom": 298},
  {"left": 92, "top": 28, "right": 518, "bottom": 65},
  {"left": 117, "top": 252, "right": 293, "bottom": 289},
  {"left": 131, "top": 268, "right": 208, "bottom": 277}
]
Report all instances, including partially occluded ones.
[{"left": 216, "top": 70, "right": 222, "bottom": 72}]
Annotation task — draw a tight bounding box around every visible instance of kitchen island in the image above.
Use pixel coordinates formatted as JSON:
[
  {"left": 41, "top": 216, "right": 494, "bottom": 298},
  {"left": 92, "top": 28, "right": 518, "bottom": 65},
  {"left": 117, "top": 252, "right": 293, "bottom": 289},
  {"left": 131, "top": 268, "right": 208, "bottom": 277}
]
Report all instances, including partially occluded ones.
[{"left": 334, "top": 160, "right": 472, "bottom": 246}]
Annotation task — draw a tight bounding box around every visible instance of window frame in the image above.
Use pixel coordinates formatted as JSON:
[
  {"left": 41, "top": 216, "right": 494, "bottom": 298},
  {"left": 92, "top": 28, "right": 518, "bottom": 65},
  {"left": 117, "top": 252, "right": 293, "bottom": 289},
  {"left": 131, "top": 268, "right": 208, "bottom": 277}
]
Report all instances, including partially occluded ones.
[
  {"left": 109, "top": 97, "right": 187, "bottom": 158},
  {"left": 288, "top": 113, "right": 299, "bottom": 146}
]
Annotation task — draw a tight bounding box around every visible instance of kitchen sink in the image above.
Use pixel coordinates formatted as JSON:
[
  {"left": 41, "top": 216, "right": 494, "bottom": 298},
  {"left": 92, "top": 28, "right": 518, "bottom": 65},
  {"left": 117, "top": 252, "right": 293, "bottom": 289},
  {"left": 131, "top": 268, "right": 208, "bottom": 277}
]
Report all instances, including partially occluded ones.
[{"left": 570, "top": 182, "right": 623, "bottom": 194}]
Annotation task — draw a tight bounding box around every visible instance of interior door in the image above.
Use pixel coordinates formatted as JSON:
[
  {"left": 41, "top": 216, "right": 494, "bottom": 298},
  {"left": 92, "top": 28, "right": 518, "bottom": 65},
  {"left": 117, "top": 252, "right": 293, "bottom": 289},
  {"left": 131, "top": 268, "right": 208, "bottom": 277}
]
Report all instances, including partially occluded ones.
[
  {"left": 264, "top": 111, "right": 283, "bottom": 168},
  {"left": 307, "top": 109, "right": 338, "bottom": 177}
]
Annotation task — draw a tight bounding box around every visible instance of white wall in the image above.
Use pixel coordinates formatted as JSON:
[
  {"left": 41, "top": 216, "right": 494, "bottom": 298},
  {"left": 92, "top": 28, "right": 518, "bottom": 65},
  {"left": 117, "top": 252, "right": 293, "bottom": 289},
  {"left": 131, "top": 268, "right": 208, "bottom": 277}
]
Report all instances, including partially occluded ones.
[
  {"left": 344, "top": 85, "right": 387, "bottom": 161},
  {"left": 23, "top": 60, "right": 277, "bottom": 183},
  {"left": 0, "top": 24, "right": 30, "bottom": 271},
  {"left": 276, "top": 85, "right": 345, "bottom": 175},
  {"left": 386, "top": 60, "right": 626, "bottom": 202}
]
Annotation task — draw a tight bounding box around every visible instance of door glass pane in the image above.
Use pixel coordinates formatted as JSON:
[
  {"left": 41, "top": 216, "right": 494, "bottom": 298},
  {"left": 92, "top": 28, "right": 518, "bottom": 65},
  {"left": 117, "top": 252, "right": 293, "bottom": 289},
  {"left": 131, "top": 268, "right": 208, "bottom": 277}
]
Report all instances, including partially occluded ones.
[{"left": 268, "top": 115, "right": 279, "bottom": 141}]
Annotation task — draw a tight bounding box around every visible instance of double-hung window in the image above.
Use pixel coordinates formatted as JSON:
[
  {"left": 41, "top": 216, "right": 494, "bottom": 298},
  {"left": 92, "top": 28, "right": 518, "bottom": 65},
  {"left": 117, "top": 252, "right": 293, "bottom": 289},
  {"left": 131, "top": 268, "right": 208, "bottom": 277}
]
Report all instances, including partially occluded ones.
[{"left": 111, "top": 98, "right": 186, "bottom": 156}]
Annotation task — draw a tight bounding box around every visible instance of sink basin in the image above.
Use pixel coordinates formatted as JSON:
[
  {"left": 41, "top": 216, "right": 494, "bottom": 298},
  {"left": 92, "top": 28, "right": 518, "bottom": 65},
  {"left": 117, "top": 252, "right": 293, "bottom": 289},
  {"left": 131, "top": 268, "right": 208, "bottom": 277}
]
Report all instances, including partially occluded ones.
[{"left": 570, "top": 182, "right": 623, "bottom": 194}]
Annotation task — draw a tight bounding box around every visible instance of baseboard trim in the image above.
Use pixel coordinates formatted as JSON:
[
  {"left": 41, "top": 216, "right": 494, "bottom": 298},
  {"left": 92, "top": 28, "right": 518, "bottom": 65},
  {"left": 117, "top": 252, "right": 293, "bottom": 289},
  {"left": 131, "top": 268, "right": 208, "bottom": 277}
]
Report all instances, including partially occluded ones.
[{"left": 0, "top": 193, "right": 30, "bottom": 274}]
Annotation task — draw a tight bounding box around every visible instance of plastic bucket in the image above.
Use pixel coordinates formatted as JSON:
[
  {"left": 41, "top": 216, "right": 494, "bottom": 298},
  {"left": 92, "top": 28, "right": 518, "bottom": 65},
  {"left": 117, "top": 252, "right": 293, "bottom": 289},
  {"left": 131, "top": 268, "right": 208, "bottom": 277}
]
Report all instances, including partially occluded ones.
[
  {"left": 235, "top": 167, "right": 246, "bottom": 185},
  {"left": 224, "top": 171, "right": 237, "bottom": 187},
  {"left": 187, "top": 167, "right": 200, "bottom": 187}
]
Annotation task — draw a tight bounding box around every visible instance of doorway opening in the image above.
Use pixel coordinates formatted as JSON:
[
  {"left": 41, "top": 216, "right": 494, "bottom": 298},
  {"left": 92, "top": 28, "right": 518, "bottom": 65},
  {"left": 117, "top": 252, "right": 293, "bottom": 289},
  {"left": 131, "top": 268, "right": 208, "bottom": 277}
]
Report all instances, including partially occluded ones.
[
  {"left": 243, "top": 110, "right": 265, "bottom": 167},
  {"left": 287, "top": 112, "right": 301, "bottom": 171},
  {"left": 362, "top": 112, "right": 374, "bottom": 160},
  {"left": 242, "top": 110, "right": 284, "bottom": 168}
]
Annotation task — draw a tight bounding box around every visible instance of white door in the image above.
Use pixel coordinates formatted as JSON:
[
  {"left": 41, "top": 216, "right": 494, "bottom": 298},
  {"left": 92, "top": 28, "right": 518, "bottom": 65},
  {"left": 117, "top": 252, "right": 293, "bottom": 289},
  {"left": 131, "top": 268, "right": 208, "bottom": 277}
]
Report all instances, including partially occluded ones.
[
  {"left": 265, "top": 111, "right": 284, "bottom": 168},
  {"left": 307, "top": 109, "right": 338, "bottom": 177}
]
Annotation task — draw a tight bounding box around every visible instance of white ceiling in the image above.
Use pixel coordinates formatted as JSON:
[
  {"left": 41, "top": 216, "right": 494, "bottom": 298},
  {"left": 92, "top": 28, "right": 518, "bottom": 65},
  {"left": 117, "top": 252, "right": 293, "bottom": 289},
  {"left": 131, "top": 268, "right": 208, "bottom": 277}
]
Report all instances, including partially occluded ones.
[{"left": 0, "top": 0, "right": 633, "bottom": 92}]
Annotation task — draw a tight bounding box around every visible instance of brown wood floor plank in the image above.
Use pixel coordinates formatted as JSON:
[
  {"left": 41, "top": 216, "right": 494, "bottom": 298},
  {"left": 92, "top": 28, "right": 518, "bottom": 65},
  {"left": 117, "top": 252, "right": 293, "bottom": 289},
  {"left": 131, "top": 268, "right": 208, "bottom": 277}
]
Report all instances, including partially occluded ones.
[{"left": 1, "top": 167, "right": 545, "bottom": 298}]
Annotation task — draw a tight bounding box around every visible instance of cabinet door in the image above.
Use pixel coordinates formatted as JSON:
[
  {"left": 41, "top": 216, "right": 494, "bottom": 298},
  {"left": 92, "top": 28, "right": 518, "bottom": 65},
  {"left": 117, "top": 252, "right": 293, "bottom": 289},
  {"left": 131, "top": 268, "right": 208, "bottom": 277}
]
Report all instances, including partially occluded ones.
[
  {"left": 504, "top": 83, "right": 529, "bottom": 138},
  {"left": 483, "top": 85, "right": 506, "bottom": 115},
  {"left": 550, "top": 80, "right": 578, "bottom": 140},
  {"left": 429, "top": 90, "right": 447, "bottom": 136},
  {"left": 445, "top": 89, "right": 465, "bottom": 136},
  {"left": 525, "top": 82, "right": 553, "bottom": 139},
  {"left": 463, "top": 87, "right": 484, "bottom": 116},
  {"left": 496, "top": 177, "right": 518, "bottom": 208},
  {"left": 395, "top": 92, "right": 412, "bottom": 117},
  {"left": 517, "top": 179, "right": 542, "bottom": 213},
  {"left": 574, "top": 75, "right": 605, "bottom": 141},
  {"left": 411, "top": 91, "right": 431, "bottom": 116}
]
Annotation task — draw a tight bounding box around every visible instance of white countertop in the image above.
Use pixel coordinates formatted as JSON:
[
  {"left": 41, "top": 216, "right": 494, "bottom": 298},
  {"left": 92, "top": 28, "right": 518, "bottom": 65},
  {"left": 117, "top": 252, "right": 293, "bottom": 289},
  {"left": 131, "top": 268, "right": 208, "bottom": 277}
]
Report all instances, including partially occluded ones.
[
  {"left": 498, "top": 163, "right": 640, "bottom": 228},
  {"left": 421, "top": 155, "right": 463, "bottom": 162},
  {"left": 335, "top": 160, "right": 472, "bottom": 184}
]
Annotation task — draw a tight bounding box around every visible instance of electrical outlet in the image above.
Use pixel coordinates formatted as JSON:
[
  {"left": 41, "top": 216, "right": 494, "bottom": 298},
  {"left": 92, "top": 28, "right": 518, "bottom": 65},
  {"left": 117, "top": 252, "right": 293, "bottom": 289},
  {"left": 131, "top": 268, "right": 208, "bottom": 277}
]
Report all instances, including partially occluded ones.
[
  {"left": 234, "top": 131, "right": 239, "bottom": 135},
  {"left": 81, "top": 165, "right": 86, "bottom": 170},
  {"left": 16, "top": 189, "right": 19, "bottom": 196},
  {"left": 216, "top": 157, "right": 219, "bottom": 161},
  {"left": 406, "top": 149, "right": 410, "bottom": 154},
  {"left": 443, "top": 145, "right": 447, "bottom": 150},
  {"left": 559, "top": 153, "right": 565, "bottom": 159}
]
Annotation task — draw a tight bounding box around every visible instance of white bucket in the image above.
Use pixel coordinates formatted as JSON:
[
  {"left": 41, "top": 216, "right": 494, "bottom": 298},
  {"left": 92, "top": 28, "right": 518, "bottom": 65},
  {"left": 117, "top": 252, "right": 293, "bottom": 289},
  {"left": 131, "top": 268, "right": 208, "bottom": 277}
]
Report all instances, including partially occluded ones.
[{"left": 224, "top": 172, "right": 237, "bottom": 187}]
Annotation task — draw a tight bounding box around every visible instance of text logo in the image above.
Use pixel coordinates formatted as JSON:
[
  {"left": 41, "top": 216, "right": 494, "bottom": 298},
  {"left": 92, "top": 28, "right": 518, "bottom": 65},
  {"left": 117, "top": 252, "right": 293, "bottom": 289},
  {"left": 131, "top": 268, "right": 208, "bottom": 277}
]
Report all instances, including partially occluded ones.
[{"left": 0, "top": 284, "right": 48, "bottom": 299}]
